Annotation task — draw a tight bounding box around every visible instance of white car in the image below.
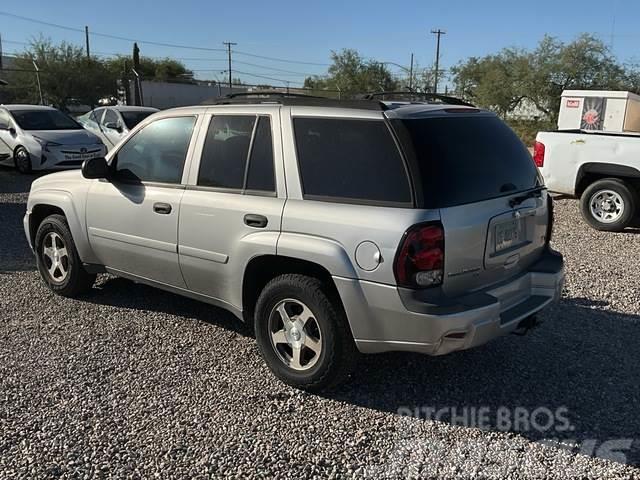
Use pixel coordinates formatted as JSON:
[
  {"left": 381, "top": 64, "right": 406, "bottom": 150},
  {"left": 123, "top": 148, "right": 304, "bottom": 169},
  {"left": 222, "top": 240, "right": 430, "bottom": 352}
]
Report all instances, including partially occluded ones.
[
  {"left": 78, "top": 106, "right": 158, "bottom": 151},
  {"left": 0, "top": 105, "right": 106, "bottom": 174}
]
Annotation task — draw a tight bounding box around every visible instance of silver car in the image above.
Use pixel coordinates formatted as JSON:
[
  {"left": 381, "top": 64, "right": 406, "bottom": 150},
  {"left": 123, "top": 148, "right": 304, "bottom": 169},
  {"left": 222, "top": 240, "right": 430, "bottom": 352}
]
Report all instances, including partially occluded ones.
[
  {"left": 0, "top": 105, "right": 106, "bottom": 173},
  {"left": 23, "top": 95, "right": 565, "bottom": 391},
  {"left": 78, "top": 106, "right": 159, "bottom": 151}
]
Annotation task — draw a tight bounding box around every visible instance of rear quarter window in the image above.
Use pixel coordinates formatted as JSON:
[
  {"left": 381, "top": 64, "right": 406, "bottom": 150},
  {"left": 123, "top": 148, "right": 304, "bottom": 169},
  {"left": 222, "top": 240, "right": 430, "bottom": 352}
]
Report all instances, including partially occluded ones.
[{"left": 293, "top": 117, "right": 412, "bottom": 206}]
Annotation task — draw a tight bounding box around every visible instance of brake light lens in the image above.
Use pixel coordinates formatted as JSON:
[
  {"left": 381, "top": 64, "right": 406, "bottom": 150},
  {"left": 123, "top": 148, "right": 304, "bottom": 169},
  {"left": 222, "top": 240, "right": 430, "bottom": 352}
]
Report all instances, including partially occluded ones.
[
  {"left": 394, "top": 223, "right": 444, "bottom": 288},
  {"left": 533, "top": 141, "right": 545, "bottom": 168}
]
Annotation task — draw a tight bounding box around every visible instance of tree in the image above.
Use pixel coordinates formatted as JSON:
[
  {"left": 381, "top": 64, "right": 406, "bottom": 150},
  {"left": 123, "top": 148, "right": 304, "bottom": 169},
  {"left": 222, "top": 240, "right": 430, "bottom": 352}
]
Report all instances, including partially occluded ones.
[
  {"left": 6, "top": 37, "right": 117, "bottom": 109},
  {"left": 451, "top": 34, "right": 640, "bottom": 122},
  {"left": 304, "top": 49, "right": 399, "bottom": 97}
]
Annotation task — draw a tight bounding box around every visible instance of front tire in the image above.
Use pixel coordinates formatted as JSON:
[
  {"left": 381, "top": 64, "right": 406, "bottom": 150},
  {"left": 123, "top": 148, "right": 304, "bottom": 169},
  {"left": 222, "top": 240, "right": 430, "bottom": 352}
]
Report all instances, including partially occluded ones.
[
  {"left": 14, "top": 146, "right": 32, "bottom": 174},
  {"left": 254, "top": 274, "right": 358, "bottom": 392},
  {"left": 580, "top": 178, "right": 637, "bottom": 232},
  {"left": 35, "top": 214, "right": 96, "bottom": 297}
]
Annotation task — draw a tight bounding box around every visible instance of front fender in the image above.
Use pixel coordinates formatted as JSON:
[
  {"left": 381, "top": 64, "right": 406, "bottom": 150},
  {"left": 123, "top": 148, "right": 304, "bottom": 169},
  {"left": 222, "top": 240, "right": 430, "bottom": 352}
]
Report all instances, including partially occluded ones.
[{"left": 27, "top": 189, "right": 98, "bottom": 265}]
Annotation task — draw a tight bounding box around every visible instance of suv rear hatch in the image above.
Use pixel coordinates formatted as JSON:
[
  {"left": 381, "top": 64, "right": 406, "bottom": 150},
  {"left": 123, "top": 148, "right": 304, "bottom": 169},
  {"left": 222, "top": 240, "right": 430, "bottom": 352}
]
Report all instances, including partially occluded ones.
[{"left": 389, "top": 109, "right": 548, "bottom": 297}]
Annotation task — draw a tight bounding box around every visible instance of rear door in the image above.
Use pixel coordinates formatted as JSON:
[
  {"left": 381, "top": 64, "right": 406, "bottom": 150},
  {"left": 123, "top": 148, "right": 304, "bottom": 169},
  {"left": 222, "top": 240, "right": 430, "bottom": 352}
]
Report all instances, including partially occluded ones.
[
  {"left": 178, "top": 107, "right": 285, "bottom": 307},
  {"left": 391, "top": 112, "right": 548, "bottom": 296}
]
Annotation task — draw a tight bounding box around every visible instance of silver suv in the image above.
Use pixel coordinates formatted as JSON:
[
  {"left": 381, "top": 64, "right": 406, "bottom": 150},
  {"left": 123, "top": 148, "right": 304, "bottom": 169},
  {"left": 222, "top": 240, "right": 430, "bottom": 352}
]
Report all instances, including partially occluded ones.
[{"left": 24, "top": 94, "right": 565, "bottom": 391}]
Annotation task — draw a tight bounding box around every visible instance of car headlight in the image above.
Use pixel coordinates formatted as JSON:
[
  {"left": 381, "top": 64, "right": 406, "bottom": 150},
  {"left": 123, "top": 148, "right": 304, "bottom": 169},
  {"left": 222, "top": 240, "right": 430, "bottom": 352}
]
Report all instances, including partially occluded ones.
[{"left": 33, "top": 137, "right": 62, "bottom": 152}]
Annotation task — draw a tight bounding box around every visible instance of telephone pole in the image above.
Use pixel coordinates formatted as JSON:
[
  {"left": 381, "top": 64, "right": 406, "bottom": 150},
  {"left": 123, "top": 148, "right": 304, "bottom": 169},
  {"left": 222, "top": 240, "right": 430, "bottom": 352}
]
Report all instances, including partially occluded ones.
[
  {"left": 430, "top": 29, "right": 446, "bottom": 93},
  {"left": 408, "top": 53, "right": 414, "bottom": 92},
  {"left": 84, "top": 26, "right": 90, "bottom": 61},
  {"left": 223, "top": 41, "right": 237, "bottom": 91}
]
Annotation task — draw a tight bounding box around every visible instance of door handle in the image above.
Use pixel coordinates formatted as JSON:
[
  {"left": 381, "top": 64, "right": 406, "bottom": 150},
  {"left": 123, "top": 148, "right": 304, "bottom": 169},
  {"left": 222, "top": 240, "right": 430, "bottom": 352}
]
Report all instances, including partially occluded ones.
[
  {"left": 153, "top": 202, "right": 172, "bottom": 214},
  {"left": 244, "top": 214, "right": 268, "bottom": 228}
]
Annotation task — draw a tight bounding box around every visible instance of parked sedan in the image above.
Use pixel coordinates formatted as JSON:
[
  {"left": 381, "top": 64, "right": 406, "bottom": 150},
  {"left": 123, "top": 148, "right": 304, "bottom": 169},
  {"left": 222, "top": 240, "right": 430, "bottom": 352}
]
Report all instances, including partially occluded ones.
[
  {"left": 0, "top": 105, "right": 106, "bottom": 174},
  {"left": 78, "top": 106, "right": 159, "bottom": 151}
]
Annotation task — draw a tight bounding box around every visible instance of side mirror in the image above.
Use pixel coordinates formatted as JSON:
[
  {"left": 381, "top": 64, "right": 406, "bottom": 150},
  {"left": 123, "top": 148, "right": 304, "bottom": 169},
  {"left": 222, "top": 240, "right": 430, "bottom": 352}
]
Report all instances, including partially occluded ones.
[
  {"left": 82, "top": 157, "right": 110, "bottom": 179},
  {"left": 104, "top": 122, "right": 123, "bottom": 133}
]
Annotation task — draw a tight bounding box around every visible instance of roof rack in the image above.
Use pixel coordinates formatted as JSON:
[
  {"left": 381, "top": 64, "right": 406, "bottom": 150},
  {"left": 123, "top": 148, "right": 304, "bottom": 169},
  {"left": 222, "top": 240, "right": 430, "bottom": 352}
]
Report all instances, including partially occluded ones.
[
  {"left": 204, "top": 91, "right": 389, "bottom": 111},
  {"left": 362, "top": 91, "right": 476, "bottom": 107}
]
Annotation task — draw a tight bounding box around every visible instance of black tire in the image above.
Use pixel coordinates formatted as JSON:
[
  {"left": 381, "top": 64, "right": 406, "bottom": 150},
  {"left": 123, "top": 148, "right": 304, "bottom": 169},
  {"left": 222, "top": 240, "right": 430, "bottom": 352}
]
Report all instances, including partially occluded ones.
[
  {"left": 35, "top": 214, "right": 96, "bottom": 297},
  {"left": 254, "top": 274, "right": 358, "bottom": 392},
  {"left": 14, "top": 146, "right": 32, "bottom": 174},
  {"left": 580, "top": 178, "right": 637, "bottom": 232}
]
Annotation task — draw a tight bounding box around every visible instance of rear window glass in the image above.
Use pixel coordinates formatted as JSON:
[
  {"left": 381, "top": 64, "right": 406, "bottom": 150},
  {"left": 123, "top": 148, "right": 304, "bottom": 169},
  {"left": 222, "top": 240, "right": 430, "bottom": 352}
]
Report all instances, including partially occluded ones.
[
  {"left": 393, "top": 115, "right": 541, "bottom": 208},
  {"left": 293, "top": 118, "right": 411, "bottom": 205}
]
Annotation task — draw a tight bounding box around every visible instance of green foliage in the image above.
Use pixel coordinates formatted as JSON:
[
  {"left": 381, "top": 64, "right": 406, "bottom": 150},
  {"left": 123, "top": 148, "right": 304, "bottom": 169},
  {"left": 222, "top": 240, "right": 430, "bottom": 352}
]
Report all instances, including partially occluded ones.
[
  {"left": 7, "top": 37, "right": 116, "bottom": 108},
  {"left": 304, "top": 49, "right": 399, "bottom": 97},
  {"left": 4, "top": 38, "right": 193, "bottom": 109},
  {"left": 451, "top": 34, "right": 640, "bottom": 124}
]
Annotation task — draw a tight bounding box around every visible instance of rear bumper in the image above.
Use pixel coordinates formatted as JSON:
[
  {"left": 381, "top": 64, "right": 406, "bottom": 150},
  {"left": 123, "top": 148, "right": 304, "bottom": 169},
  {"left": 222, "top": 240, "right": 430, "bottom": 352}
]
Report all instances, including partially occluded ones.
[{"left": 335, "top": 249, "right": 565, "bottom": 355}]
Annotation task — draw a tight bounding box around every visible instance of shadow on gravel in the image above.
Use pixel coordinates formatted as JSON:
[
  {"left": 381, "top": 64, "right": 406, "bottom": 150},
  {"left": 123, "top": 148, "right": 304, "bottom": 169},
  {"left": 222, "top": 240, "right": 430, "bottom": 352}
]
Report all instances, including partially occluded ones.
[
  {"left": 329, "top": 297, "right": 640, "bottom": 467},
  {"left": 83, "top": 276, "right": 253, "bottom": 337},
  {"left": 0, "top": 166, "right": 45, "bottom": 194},
  {"left": 0, "top": 202, "right": 35, "bottom": 272}
]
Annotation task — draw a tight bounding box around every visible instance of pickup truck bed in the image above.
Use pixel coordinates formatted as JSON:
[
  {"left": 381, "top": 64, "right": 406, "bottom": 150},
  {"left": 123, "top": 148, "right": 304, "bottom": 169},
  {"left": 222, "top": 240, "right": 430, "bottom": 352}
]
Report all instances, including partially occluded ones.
[{"left": 536, "top": 129, "right": 640, "bottom": 231}]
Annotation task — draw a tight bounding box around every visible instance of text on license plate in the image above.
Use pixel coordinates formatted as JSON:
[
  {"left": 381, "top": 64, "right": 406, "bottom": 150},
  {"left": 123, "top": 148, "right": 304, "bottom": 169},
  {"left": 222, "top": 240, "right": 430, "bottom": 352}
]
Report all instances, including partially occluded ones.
[
  {"left": 64, "top": 153, "right": 98, "bottom": 161},
  {"left": 495, "top": 219, "right": 522, "bottom": 252}
]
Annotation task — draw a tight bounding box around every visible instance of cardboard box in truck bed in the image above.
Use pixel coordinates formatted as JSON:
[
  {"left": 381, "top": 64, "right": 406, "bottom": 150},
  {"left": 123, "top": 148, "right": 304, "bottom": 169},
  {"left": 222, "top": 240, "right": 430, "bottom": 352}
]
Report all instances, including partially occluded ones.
[{"left": 558, "top": 90, "right": 640, "bottom": 133}]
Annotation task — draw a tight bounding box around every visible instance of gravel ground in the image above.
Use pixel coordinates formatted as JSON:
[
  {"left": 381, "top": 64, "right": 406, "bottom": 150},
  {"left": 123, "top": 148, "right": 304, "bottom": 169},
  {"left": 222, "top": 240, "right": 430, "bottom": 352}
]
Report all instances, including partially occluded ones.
[{"left": 1, "top": 167, "right": 639, "bottom": 479}]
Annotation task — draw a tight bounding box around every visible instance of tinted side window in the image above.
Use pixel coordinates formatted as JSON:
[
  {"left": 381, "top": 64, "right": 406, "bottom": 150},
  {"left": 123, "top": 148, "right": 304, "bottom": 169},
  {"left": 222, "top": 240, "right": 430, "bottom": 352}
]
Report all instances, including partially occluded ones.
[
  {"left": 293, "top": 118, "right": 411, "bottom": 204},
  {"left": 114, "top": 116, "right": 195, "bottom": 184},
  {"left": 246, "top": 117, "right": 275, "bottom": 192},
  {"left": 198, "top": 116, "right": 256, "bottom": 189}
]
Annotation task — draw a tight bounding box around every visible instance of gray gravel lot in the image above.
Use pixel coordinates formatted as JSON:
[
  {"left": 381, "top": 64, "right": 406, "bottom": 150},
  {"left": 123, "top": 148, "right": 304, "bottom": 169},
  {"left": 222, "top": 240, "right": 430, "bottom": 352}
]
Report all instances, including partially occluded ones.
[{"left": 1, "top": 167, "right": 639, "bottom": 479}]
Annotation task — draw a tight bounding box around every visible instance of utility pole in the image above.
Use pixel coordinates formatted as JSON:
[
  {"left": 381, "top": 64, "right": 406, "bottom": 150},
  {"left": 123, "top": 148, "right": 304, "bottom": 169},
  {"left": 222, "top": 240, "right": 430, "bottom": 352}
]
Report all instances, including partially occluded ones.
[
  {"left": 223, "top": 42, "right": 237, "bottom": 92},
  {"left": 408, "top": 53, "right": 414, "bottom": 92},
  {"left": 0, "top": 33, "right": 3, "bottom": 70},
  {"left": 32, "top": 60, "right": 43, "bottom": 105},
  {"left": 132, "top": 42, "right": 141, "bottom": 106},
  {"left": 430, "top": 29, "right": 446, "bottom": 93},
  {"left": 84, "top": 26, "right": 90, "bottom": 62}
]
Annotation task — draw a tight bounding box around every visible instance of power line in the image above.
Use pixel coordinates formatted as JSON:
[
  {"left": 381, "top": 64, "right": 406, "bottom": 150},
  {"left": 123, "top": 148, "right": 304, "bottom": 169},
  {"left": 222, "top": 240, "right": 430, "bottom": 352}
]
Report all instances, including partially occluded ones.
[
  {"left": 0, "top": 11, "right": 329, "bottom": 66},
  {"left": 232, "top": 50, "right": 329, "bottom": 67}
]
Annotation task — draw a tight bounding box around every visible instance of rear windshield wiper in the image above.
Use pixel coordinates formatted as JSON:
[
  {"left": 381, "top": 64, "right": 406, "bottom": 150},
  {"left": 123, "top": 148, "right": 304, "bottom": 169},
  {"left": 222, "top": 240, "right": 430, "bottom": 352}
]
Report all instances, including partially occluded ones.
[{"left": 509, "top": 186, "right": 545, "bottom": 208}]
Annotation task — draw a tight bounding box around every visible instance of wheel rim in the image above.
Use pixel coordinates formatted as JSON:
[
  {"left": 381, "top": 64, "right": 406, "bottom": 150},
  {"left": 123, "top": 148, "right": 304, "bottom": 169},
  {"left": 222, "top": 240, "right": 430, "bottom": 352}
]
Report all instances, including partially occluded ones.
[
  {"left": 268, "top": 298, "right": 323, "bottom": 371},
  {"left": 15, "top": 149, "right": 30, "bottom": 172},
  {"left": 589, "top": 189, "right": 625, "bottom": 224},
  {"left": 41, "top": 232, "right": 70, "bottom": 283}
]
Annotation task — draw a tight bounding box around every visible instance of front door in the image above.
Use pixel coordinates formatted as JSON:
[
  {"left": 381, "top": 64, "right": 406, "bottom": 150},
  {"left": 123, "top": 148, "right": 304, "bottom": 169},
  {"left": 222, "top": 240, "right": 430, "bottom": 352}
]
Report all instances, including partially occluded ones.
[
  {"left": 86, "top": 114, "right": 199, "bottom": 287},
  {"left": 178, "top": 110, "right": 285, "bottom": 307}
]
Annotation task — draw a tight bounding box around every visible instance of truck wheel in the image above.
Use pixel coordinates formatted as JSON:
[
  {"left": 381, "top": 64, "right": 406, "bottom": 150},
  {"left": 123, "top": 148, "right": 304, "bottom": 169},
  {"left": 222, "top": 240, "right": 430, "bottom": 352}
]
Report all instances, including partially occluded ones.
[
  {"left": 580, "top": 178, "right": 637, "bottom": 232},
  {"left": 254, "top": 274, "right": 358, "bottom": 392},
  {"left": 35, "top": 214, "right": 96, "bottom": 297},
  {"left": 14, "top": 146, "right": 32, "bottom": 174}
]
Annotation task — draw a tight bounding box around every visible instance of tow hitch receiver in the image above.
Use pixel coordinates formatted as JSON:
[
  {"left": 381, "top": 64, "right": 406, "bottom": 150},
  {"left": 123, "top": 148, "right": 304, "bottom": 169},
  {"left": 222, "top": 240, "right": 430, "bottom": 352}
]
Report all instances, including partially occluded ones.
[{"left": 511, "top": 315, "right": 541, "bottom": 336}]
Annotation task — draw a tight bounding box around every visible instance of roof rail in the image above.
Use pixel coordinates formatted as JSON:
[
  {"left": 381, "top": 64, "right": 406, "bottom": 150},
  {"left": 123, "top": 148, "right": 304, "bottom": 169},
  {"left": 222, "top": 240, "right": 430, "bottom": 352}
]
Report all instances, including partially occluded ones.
[
  {"left": 363, "top": 91, "right": 476, "bottom": 107},
  {"left": 203, "top": 93, "right": 389, "bottom": 111}
]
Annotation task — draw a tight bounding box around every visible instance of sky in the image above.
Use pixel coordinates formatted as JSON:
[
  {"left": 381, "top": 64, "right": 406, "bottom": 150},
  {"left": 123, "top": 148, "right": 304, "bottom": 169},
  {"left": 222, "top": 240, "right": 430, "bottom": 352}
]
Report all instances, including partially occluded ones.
[{"left": 1, "top": 0, "right": 639, "bottom": 87}]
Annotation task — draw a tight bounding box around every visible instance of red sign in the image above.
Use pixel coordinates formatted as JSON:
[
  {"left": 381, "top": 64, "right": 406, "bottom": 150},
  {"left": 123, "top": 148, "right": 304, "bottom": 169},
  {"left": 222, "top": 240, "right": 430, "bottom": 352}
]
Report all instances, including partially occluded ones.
[{"left": 566, "top": 99, "right": 581, "bottom": 108}]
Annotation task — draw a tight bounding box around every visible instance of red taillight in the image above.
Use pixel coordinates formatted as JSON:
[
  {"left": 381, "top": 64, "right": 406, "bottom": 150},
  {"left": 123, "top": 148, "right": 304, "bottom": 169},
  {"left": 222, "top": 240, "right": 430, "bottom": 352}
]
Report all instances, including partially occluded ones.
[
  {"left": 394, "top": 223, "right": 444, "bottom": 288},
  {"left": 533, "top": 141, "right": 545, "bottom": 168}
]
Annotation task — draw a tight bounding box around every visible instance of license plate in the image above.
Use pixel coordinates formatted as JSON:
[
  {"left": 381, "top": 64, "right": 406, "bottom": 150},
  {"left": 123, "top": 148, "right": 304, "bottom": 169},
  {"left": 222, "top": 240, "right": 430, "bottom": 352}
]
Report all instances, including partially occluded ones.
[
  {"left": 495, "top": 219, "right": 522, "bottom": 252},
  {"left": 64, "top": 153, "right": 97, "bottom": 161}
]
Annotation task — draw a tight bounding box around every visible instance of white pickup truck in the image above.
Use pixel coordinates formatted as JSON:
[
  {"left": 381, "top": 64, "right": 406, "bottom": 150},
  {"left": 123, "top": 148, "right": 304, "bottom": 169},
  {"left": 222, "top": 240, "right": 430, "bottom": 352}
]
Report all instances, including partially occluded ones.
[{"left": 535, "top": 130, "right": 640, "bottom": 231}]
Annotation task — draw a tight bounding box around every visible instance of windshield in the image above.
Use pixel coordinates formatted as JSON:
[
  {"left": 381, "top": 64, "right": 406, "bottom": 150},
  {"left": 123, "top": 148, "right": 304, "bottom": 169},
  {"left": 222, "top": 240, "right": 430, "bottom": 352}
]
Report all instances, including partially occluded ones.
[
  {"left": 121, "top": 111, "right": 155, "bottom": 129},
  {"left": 392, "top": 114, "right": 541, "bottom": 208},
  {"left": 11, "top": 109, "right": 82, "bottom": 131}
]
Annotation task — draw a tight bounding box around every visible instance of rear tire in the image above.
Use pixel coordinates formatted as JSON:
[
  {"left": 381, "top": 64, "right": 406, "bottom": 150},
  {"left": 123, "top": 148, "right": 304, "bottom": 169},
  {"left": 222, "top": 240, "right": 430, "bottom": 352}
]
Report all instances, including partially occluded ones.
[
  {"left": 580, "top": 178, "right": 637, "bottom": 232},
  {"left": 254, "top": 274, "right": 358, "bottom": 392},
  {"left": 14, "top": 146, "right": 32, "bottom": 174},
  {"left": 35, "top": 214, "right": 96, "bottom": 297}
]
